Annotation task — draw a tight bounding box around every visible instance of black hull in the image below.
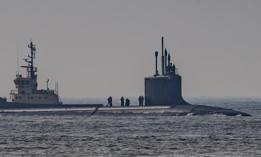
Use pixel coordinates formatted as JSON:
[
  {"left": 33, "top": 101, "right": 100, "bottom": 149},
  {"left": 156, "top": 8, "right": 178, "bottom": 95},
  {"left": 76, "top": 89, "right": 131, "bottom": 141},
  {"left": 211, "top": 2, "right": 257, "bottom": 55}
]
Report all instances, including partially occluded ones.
[{"left": 0, "top": 102, "right": 251, "bottom": 116}]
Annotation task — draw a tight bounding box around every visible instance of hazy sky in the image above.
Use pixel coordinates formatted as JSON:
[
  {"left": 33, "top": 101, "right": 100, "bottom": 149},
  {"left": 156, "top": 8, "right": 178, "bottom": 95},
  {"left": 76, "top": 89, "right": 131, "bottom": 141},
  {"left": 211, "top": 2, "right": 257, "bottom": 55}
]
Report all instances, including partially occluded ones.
[{"left": 0, "top": 0, "right": 261, "bottom": 99}]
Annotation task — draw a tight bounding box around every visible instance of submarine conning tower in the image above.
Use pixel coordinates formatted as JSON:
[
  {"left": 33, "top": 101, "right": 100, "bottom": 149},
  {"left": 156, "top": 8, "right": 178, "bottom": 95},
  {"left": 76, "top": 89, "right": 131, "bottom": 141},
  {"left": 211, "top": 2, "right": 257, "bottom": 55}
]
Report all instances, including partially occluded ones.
[{"left": 145, "top": 37, "right": 190, "bottom": 106}]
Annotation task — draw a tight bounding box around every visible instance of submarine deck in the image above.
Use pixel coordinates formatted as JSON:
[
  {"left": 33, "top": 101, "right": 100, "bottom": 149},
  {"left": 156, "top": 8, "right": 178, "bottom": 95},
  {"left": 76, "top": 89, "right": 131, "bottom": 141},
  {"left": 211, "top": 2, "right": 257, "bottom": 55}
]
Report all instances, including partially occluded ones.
[{"left": 0, "top": 105, "right": 251, "bottom": 116}]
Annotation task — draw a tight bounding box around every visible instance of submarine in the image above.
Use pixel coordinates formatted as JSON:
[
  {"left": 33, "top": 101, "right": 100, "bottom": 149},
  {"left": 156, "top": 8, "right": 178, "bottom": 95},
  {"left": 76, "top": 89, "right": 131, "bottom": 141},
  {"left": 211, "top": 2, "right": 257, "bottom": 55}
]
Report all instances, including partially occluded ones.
[
  {"left": 89, "top": 37, "right": 250, "bottom": 116},
  {"left": 0, "top": 38, "right": 251, "bottom": 116}
]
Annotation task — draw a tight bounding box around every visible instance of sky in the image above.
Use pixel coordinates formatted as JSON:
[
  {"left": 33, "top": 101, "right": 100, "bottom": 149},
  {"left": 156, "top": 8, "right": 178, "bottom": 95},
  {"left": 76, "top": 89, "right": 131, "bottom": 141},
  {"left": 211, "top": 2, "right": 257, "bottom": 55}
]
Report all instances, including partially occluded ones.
[{"left": 0, "top": 0, "right": 261, "bottom": 99}]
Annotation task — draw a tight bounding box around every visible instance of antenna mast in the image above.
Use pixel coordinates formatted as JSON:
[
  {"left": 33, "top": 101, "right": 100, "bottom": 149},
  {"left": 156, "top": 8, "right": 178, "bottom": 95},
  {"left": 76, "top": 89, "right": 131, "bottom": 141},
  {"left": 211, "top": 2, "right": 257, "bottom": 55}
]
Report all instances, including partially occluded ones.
[
  {"left": 27, "top": 41, "right": 36, "bottom": 79},
  {"left": 16, "top": 41, "right": 19, "bottom": 75},
  {"left": 161, "top": 37, "right": 164, "bottom": 75}
]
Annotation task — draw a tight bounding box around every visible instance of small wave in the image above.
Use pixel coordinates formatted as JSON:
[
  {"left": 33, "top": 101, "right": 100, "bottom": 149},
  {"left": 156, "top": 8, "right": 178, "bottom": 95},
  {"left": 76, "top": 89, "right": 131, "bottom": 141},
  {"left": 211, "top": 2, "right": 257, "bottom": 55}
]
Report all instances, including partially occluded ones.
[{"left": 186, "top": 113, "right": 194, "bottom": 116}]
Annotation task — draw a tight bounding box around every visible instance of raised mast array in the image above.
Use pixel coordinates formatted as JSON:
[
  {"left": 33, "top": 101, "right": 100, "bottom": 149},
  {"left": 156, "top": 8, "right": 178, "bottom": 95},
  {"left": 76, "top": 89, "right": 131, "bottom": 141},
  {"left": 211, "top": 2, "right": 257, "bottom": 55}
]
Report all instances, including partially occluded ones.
[
  {"left": 155, "top": 37, "right": 177, "bottom": 76},
  {"left": 21, "top": 41, "right": 37, "bottom": 79}
]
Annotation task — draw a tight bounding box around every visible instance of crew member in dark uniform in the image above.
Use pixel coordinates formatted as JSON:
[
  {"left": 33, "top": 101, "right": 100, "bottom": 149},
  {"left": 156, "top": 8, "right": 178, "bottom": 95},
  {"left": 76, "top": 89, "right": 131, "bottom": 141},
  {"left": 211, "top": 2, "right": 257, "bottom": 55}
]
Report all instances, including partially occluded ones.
[
  {"left": 107, "top": 96, "right": 112, "bottom": 107},
  {"left": 140, "top": 96, "right": 144, "bottom": 106},
  {"left": 138, "top": 96, "right": 141, "bottom": 106},
  {"left": 120, "top": 96, "right": 124, "bottom": 106},
  {"left": 125, "top": 98, "right": 130, "bottom": 106},
  {"left": 139, "top": 96, "right": 144, "bottom": 106}
]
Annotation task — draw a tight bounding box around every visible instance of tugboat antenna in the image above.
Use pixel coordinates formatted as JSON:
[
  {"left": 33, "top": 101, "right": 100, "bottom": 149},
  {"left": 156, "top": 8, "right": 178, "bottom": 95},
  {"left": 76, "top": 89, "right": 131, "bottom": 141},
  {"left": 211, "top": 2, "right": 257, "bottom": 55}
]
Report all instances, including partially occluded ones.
[{"left": 16, "top": 41, "right": 20, "bottom": 75}]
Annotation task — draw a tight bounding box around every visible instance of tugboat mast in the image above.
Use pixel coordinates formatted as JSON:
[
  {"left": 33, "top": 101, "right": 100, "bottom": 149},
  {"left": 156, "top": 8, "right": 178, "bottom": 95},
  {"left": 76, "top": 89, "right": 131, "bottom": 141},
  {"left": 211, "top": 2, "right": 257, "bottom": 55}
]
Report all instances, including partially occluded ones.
[
  {"left": 28, "top": 42, "right": 36, "bottom": 79},
  {"left": 21, "top": 41, "right": 37, "bottom": 79}
]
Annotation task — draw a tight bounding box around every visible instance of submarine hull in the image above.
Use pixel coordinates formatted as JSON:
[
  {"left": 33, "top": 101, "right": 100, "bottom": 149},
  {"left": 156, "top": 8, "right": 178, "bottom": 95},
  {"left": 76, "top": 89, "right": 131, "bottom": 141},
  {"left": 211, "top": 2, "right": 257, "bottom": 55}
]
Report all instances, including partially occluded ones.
[{"left": 0, "top": 105, "right": 251, "bottom": 116}]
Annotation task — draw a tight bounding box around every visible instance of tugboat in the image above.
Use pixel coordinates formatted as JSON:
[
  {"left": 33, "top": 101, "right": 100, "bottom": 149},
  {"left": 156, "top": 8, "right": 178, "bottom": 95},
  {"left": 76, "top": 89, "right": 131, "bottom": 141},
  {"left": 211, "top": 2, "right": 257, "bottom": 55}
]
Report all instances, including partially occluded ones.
[
  {"left": 0, "top": 41, "right": 102, "bottom": 109},
  {"left": 10, "top": 42, "right": 60, "bottom": 104}
]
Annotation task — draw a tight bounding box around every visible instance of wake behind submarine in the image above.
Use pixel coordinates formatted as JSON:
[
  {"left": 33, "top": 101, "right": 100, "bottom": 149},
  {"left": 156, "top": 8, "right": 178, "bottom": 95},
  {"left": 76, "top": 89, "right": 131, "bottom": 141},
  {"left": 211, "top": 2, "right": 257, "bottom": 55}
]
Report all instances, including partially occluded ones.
[{"left": 0, "top": 38, "right": 251, "bottom": 116}]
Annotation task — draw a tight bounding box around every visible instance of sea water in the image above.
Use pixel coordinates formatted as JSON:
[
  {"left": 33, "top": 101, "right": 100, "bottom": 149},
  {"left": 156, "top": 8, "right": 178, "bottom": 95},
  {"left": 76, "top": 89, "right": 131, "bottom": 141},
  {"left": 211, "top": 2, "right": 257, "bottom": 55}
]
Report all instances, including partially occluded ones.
[{"left": 0, "top": 97, "right": 260, "bottom": 157}]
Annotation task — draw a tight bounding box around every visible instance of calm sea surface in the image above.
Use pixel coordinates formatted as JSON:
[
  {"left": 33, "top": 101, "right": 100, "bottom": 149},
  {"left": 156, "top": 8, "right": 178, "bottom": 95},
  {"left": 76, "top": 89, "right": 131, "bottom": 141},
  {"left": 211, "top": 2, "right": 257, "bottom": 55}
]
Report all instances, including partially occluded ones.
[{"left": 0, "top": 97, "right": 260, "bottom": 157}]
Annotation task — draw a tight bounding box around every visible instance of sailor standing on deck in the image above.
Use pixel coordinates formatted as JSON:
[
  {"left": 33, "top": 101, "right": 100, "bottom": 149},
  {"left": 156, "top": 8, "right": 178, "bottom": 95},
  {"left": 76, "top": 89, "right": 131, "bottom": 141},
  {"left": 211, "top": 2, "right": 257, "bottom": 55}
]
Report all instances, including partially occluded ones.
[
  {"left": 141, "top": 96, "right": 144, "bottom": 106},
  {"left": 125, "top": 98, "right": 130, "bottom": 106},
  {"left": 107, "top": 96, "right": 112, "bottom": 107},
  {"left": 120, "top": 96, "right": 124, "bottom": 106},
  {"left": 138, "top": 96, "right": 144, "bottom": 106}
]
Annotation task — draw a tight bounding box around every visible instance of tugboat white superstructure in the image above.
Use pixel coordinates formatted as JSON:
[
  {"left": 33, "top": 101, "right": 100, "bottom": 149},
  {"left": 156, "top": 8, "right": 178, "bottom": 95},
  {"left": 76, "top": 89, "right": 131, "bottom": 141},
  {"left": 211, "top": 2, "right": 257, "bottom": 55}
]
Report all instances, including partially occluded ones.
[{"left": 9, "top": 41, "right": 60, "bottom": 104}]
